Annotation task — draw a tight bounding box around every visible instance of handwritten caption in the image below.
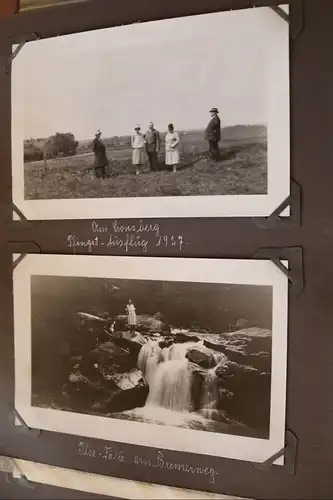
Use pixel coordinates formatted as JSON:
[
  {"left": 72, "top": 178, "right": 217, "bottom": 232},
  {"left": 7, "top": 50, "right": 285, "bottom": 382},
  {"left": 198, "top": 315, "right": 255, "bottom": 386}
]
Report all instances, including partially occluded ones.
[
  {"left": 77, "top": 441, "right": 219, "bottom": 485},
  {"left": 67, "top": 220, "right": 187, "bottom": 254}
]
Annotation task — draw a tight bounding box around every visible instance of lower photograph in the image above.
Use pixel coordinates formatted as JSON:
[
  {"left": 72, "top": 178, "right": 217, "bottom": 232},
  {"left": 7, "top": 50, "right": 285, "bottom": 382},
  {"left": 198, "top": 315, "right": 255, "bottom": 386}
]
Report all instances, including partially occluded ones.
[{"left": 13, "top": 255, "right": 288, "bottom": 464}]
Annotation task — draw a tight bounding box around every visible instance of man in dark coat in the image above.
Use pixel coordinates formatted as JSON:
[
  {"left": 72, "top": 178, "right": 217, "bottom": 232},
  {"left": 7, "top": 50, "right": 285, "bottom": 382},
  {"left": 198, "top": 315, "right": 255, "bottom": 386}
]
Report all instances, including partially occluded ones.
[
  {"left": 145, "top": 122, "right": 160, "bottom": 171},
  {"left": 205, "top": 107, "right": 221, "bottom": 161},
  {"left": 92, "top": 129, "right": 108, "bottom": 178}
]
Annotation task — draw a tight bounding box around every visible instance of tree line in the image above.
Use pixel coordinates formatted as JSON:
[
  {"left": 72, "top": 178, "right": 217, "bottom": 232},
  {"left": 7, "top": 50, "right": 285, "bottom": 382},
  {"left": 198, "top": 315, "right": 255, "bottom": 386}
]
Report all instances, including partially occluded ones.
[{"left": 24, "top": 132, "right": 79, "bottom": 162}]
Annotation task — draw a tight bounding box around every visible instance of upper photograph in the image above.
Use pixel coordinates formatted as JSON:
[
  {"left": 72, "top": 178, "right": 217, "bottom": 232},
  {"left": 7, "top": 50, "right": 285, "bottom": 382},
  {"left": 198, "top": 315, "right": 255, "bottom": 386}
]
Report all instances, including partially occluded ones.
[{"left": 11, "top": 5, "right": 290, "bottom": 220}]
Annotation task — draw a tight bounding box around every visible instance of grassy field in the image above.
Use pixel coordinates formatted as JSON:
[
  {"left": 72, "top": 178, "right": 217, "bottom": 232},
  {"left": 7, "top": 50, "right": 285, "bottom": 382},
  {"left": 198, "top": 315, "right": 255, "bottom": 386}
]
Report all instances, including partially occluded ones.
[{"left": 24, "top": 128, "right": 267, "bottom": 200}]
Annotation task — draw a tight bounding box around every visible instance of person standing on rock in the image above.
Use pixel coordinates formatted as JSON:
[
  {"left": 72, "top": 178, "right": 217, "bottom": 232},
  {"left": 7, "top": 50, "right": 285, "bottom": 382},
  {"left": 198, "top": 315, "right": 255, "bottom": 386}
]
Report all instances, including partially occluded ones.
[
  {"left": 205, "top": 107, "right": 221, "bottom": 161},
  {"left": 92, "top": 129, "right": 109, "bottom": 178},
  {"left": 126, "top": 299, "right": 137, "bottom": 333}
]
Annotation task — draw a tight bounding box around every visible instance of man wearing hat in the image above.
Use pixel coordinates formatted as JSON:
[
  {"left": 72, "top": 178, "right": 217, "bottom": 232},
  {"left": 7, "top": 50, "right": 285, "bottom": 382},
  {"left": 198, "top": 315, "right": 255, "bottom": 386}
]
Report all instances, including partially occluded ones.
[
  {"left": 145, "top": 121, "right": 160, "bottom": 172},
  {"left": 92, "top": 129, "right": 108, "bottom": 178},
  {"left": 205, "top": 108, "right": 221, "bottom": 161},
  {"left": 131, "top": 125, "right": 146, "bottom": 175}
]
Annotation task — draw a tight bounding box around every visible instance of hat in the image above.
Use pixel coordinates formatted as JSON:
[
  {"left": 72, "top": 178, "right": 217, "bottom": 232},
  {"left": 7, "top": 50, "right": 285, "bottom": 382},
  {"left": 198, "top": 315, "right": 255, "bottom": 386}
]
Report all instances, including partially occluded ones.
[
  {"left": 209, "top": 107, "right": 219, "bottom": 113},
  {"left": 95, "top": 129, "right": 102, "bottom": 135},
  {"left": 134, "top": 124, "right": 141, "bottom": 130}
]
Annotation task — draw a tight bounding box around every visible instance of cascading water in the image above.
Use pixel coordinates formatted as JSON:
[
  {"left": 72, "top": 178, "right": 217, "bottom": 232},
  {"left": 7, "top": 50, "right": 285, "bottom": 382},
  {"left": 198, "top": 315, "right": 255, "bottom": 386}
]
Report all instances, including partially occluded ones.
[
  {"left": 138, "top": 340, "right": 196, "bottom": 412},
  {"left": 126, "top": 339, "right": 229, "bottom": 429},
  {"left": 201, "top": 369, "right": 219, "bottom": 419},
  {"left": 201, "top": 353, "right": 228, "bottom": 419}
]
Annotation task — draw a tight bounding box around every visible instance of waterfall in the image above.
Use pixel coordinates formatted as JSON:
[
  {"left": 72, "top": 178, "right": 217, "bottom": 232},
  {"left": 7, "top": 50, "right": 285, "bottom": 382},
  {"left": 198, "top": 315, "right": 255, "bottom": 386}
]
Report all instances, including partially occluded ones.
[
  {"left": 138, "top": 340, "right": 196, "bottom": 412},
  {"left": 201, "top": 369, "right": 219, "bottom": 419},
  {"left": 137, "top": 340, "right": 162, "bottom": 385},
  {"left": 201, "top": 355, "right": 228, "bottom": 419},
  {"left": 147, "top": 359, "right": 192, "bottom": 411}
]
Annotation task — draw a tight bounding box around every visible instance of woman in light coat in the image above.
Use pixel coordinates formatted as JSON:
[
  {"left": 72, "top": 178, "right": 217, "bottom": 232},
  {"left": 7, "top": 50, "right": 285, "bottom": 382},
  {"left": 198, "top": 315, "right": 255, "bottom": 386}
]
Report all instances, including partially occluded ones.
[
  {"left": 165, "top": 123, "right": 180, "bottom": 172},
  {"left": 126, "top": 299, "right": 137, "bottom": 333},
  {"left": 131, "top": 125, "right": 146, "bottom": 175}
]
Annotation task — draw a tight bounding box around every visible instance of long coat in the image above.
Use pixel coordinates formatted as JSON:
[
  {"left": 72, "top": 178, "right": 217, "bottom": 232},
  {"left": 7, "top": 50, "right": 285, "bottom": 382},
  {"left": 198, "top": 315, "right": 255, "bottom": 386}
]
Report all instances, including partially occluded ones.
[
  {"left": 92, "top": 138, "right": 108, "bottom": 168},
  {"left": 205, "top": 115, "right": 221, "bottom": 142},
  {"left": 145, "top": 129, "right": 160, "bottom": 152},
  {"left": 126, "top": 304, "right": 137, "bottom": 326}
]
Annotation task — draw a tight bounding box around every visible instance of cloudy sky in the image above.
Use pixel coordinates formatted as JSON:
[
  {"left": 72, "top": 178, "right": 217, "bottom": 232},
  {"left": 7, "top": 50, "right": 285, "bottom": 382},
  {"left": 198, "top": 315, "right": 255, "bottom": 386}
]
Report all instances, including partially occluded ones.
[{"left": 14, "top": 7, "right": 282, "bottom": 140}]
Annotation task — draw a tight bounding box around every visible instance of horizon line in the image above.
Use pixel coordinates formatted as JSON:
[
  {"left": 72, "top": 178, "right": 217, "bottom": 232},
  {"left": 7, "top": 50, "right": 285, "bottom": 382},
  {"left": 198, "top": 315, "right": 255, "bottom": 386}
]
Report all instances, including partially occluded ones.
[{"left": 24, "top": 123, "right": 267, "bottom": 142}]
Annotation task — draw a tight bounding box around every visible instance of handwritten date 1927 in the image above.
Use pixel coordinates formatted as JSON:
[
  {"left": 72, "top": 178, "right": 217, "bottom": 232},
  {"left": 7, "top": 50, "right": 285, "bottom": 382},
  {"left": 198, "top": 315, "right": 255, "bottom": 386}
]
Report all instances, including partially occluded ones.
[{"left": 156, "top": 235, "right": 184, "bottom": 251}]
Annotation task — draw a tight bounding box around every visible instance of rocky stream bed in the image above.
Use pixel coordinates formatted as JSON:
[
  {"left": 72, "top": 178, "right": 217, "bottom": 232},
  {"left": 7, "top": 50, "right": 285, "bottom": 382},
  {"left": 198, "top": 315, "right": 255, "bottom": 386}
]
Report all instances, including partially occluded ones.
[{"left": 33, "top": 312, "right": 272, "bottom": 439}]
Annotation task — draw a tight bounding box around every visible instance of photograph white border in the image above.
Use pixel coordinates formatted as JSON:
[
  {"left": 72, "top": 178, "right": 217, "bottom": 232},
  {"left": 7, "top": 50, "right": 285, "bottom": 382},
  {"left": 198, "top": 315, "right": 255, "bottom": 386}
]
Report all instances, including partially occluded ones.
[
  {"left": 11, "top": 6, "right": 290, "bottom": 220},
  {"left": 2, "top": 454, "right": 251, "bottom": 499},
  {"left": 14, "top": 255, "right": 288, "bottom": 463}
]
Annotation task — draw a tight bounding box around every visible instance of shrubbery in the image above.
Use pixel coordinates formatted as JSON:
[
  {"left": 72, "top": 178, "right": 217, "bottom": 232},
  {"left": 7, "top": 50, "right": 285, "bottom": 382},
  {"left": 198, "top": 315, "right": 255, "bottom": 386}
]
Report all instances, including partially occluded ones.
[
  {"left": 24, "top": 143, "right": 44, "bottom": 162},
  {"left": 48, "top": 132, "right": 79, "bottom": 157},
  {"left": 24, "top": 132, "right": 79, "bottom": 163}
]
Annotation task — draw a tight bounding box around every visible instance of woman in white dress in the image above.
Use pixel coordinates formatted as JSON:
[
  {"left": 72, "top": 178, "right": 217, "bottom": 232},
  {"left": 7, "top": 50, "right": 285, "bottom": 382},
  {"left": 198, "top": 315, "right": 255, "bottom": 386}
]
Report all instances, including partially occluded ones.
[
  {"left": 165, "top": 123, "right": 180, "bottom": 172},
  {"left": 126, "top": 299, "right": 137, "bottom": 333},
  {"left": 131, "top": 125, "right": 146, "bottom": 175}
]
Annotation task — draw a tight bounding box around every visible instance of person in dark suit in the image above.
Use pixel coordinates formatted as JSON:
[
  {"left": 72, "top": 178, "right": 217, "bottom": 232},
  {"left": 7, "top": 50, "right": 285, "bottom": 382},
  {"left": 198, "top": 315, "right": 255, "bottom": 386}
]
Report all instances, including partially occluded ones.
[
  {"left": 205, "top": 107, "right": 221, "bottom": 161},
  {"left": 145, "top": 122, "right": 160, "bottom": 171},
  {"left": 92, "top": 129, "right": 108, "bottom": 178}
]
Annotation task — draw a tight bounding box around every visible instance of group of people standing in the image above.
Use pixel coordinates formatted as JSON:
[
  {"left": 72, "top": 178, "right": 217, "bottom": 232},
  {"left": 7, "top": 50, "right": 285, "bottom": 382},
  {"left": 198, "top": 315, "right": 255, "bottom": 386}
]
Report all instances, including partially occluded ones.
[
  {"left": 91, "top": 107, "right": 221, "bottom": 179},
  {"left": 131, "top": 121, "right": 180, "bottom": 175}
]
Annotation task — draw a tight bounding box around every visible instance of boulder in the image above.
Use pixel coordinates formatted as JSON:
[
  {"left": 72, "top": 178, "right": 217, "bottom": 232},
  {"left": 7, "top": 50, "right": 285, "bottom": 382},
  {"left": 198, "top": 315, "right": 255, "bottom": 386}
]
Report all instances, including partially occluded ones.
[
  {"left": 215, "top": 360, "right": 271, "bottom": 437},
  {"left": 77, "top": 312, "right": 109, "bottom": 323},
  {"left": 113, "top": 316, "right": 128, "bottom": 332},
  {"left": 216, "top": 360, "right": 257, "bottom": 382},
  {"left": 234, "top": 318, "right": 252, "bottom": 329},
  {"left": 62, "top": 338, "right": 150, "bottom": 414},
  {"left": 203, "top": 329, "right": 272, "bottom": 371},
  {"left": 204, "top": 339, "right": 228, "bottom": 356},
  {"left": 115, "top": 314, "right": 170, "bottom": 334},
  {"left": 175, "top": 332, "right": 200, "bottom": 344},
  {"left": 186, "top": 348, "right": 215, "bottom": 369},
  {"left": 112, "top": 331, "right": 145, "bottom": 357},
  {"left": 137, "top": 314, "right": 171, "bottom": 334},
  {"left": 158, "top": 339, "right": 172, "bottom": 349},
  {"left": 188, "top": 362, "right": 207, "bottom": 411},
  {"left": 109, "top": 368, "right": 145, "bottom": 391},
  {"left": 108, "top": 381, "right": 149, "bottom": 413}
]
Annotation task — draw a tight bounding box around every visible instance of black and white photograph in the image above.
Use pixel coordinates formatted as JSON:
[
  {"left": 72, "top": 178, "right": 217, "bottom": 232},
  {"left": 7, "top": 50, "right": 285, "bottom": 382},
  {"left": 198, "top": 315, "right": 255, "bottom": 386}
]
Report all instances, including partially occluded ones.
[
  {"left": 11, "top": 6, "right": 290, "bottom": 219},
  {"left": 14, "top": 255, "right": 288, "bottom": 462}
]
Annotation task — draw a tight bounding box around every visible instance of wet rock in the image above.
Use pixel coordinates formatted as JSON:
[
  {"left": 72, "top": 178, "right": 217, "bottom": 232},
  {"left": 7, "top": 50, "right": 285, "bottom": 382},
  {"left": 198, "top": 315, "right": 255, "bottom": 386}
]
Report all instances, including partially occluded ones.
[
  {"left": 188, "top": 362, "right": 206, "bottom": 410},
  {"left": 158, "top": 337, "right": 174, "bottom": 349},
  {"left": 112, "top": 331, "right": 146, "bottom": 357},
  {"left": 203, "top": 339, "right": 229, "bottom": 356},
  {"left": 204, "top": 328, "right": 271, "bottom": 372},
  {"left": 216, "top": 360, "right": 257, "bottom": 381},
  {"left": 115, "top": 314, "right": 171, "bottom": 334},
  {"left": 215, "top": 360, "right": 271, "bottom": 436},
  {"left": 110, "top": 368, "right": 145, "bottom": 391},
  {"left": 63, "top": 338, "right": 150, "bottom": 414},
  {"left": 175, "top": 332, "right": 200, "bottom": 344},
  {"left": 113, "top": 316, "right": 128, "bottom": 332},
  {"left": 186, "top": 348, "right": 215, "bottom": 369},
  {"left": 77, "top": 312, "right": 109, "bottom": 323},
  {"left": 234, "top": 318, "right": 252, "bottom": 329},
  {"left": 108, "top": 381, "right": 149, "bottom": 412}
]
